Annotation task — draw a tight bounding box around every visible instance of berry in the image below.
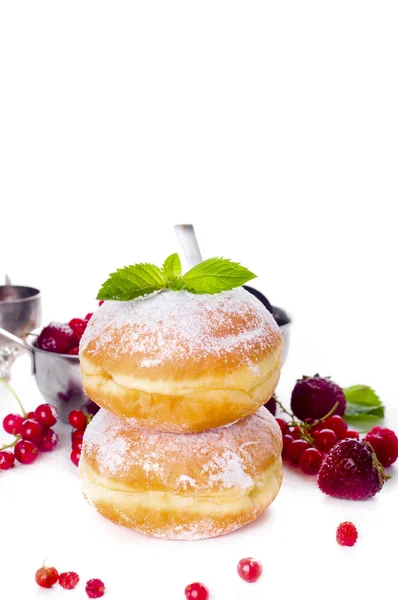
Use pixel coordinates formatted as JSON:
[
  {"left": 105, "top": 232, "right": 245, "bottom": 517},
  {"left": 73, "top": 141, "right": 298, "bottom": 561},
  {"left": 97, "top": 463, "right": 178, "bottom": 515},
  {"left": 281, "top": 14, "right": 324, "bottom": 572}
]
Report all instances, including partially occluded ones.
[
  {"left": 20, "top": 419, "right": 45, "bottom": 444},
  {"left": 185, "top": 582, "right": 209, "bottom": 599},
  {"left": 291, "top": 375, "right": 346, "bottom": 421},
  {"left": 276, "top": 418, "right": 289, "bottom": 436},
  {"left": 0, "top": 450, "right": 15, "bottom": 470},
  {"left": 72, "top": 439, "right": 83, "bottom": 452},
  {"left": 299, "top": 448, "right": 323, "bottom": 475},
  {"left": 317, "top": 439, "right": 386, "bottom": 500},
  {"left": 72, "top": 427, "right": 86, "bottom": 443},
  {"left": 35, "top": 566, "right": 59, "bottom": 588},
  {"left": 82, "top": 400, "right": 100, "bottom": 416},
  {"left": 34, "top": 404, "right": 58, "bottom": 428},
  {"left": 36, "top": 322, "right": 78, "bottom": 354},
  {"left": 290, "top": 426, "right": 301, "bottom": 440},
  {"left": 336, "top": 521, "right": 358, "bottom": 546},
  {"left": 237, "top": 558, "right": 263, "bottom": 583},
  {"left": 98, "top": 300, "right": 104, "bottom": 306},
  {"left": 314, "top": 428, "right": 337, "bottom": 453},
  {"left": 344, "top": 430, "right": 359, "bottom": 440},
  {"left": 364, "top": 426, "right": 398, "bottom": 468},
  {"left": 282, "top": 434, "right": 294, "bottom": 458},
  {"left": 69, "top": 318, "right": 87, "bottom": 341},
  {"left": 27, "top": 411, "right": 35, "bottom": 419},
  {"left": 71, "top": 449, "right": 81, "bottom": 466},
  {"left": 59, "top": 571, "right": 80, "bottom": 590},
  {"left": 40, "top": 429, "right": 59, "bottom": 452},
  {"left": 68, "top": 347, "right": 80, "bottom": 355},
  {"left": 85, "top": 578, "right": 105, "bottom": 598},
  {"left": 322, "top": 415, "right": 348, "bottom": 439},
  {"left": 85, "top": 313, "right": 94, "bottom": 322},
  {"left": 286, "top": 439, "right": 310, "bottom": 464},
  {"left": 14, "top": 440, "right": 39, "bottom": 464},
  {"left": 264, "top": 395, "right": 276, "bottom": 416},
  {"left": 69, "top": 410, "right": 87, "bottom": 429},
  {"left": 3, "top": 413, "right": 24, "bottom": 435}
]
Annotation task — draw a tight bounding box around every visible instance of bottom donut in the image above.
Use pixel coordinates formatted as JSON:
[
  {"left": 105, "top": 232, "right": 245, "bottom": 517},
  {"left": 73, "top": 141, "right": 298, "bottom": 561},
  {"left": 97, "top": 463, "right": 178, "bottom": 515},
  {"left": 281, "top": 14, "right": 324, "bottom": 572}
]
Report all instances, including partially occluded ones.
[{"left": 79, "top": 407, "right": 283, "bottom": 540}]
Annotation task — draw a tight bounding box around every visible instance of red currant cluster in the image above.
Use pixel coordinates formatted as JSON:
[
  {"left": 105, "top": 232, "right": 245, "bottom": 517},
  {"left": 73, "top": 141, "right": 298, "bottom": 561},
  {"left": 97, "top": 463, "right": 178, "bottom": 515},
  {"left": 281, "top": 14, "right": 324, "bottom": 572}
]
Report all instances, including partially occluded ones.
[
  {"left": 69, "top": 409, "right": 89, "bottom": 466},
  {"left": 36, "top": 565, "right": 104, "bottom": 598},
  {"left": 0, "top": 380, "right": 59, "bottom": 470}
]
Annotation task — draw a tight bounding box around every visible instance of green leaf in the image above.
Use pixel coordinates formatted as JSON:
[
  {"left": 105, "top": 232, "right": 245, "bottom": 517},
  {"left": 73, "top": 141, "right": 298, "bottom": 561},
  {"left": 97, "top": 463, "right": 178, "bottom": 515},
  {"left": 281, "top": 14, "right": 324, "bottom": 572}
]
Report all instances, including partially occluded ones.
[
  {"left": 97, "top": 263, "right": 166, "bottom": 301},
  {"left": 183, "top": 257, "right": 256, "bottom": 294},
  {"left": 343, "top": 385, "right": 385, "bottom": 424},
  {"left": 162, "top": 253, "right": 182, "bottom": 281}
]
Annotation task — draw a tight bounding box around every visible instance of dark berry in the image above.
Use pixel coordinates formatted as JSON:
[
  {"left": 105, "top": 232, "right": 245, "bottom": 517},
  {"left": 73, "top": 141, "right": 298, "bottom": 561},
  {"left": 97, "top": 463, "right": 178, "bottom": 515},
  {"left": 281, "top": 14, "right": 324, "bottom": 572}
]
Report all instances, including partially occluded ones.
[
  {"left": 85, "top": 578, "right": 105, "bottom": 598},
  {"left": 264, "top": 395, "right": 276, "bottom": 415},
  {"left": 69, "top": 410, "right": 87, "bottom": 429},
  {"left": 276, "top": 418, "right": 289, "bottom": 436},
  {"left": 317, "top": 439, "right": 386, "bottom": 500},
  {"left": 36, "top": 322, "right": 78, "bottom": 354},
  {"left": 282, "top": 434, "right": 294, "bottom": 459},
  {"left": 291, "top": 375, "right": 346, "bottom": 421},
  {"left": 0, "top": 450, "right": 15, "bottom": 470},
  {"left": 35, "top": 566, "right": 59, "bottom": 588},
  {"left": 40, "top": 429, "right": 59, "bottom": 452},
  {"left": 336, "top": 521, "right": 358, "bottom": 546},
  {"left": 69, "top": 318, "right": 87, "bottom": 341},
  {"left": 237, "top": 558, "right": 263, "bottom": 583},
  {"left": 34, "top": 404, "right": 58, "bottom": 428},
  {"left": 14, "top": 440, "right": 39, "bottom": 464},
  {"left": 82, "top": 400, "right": 100, "bottom": 416},
  {"left": 290, "top": 426, "right": 301, "bottom": 440},
  {"left": 364, "top": 426, "right": 398, "bottom": 468},
  {"left": 3, "top": 413, "right": 24, "bottom": 435},
  {"left": 59, "top": 571, "right": 80, "bottom": 589},
  {"left": 314, "top": 428, "right": 337, "bottom": 453},
  {"left": 299, "top": 448, "right": 323, "bottom": 475},
  {"left": 286, "top": 439, "right": 310, "bottom": 464},
  {"left": 185, "top": 582, "right": 209, "bottom": 599},
  {"left": 323, "top": 415, "right": 348, "bottom": 438},
  {"left": 20, "top": 419, "right": 45, "bottom": 444}
]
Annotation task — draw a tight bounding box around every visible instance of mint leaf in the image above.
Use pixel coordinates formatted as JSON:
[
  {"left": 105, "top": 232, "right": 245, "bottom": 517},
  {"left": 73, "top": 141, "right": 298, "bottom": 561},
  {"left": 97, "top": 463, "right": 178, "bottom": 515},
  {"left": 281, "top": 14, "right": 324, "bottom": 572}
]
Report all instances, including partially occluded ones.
[
  {"left": 183, "top": 257, "right": 256, "bottom": 294},
  {"left": 162, "top": 253, "right": 182, "bottom": 281},
  {"left": 97, "top": 263, "right": 166, "bottom": 301},
  {"left": 343, "top": 385, "right": 385, "bottom": 424}
]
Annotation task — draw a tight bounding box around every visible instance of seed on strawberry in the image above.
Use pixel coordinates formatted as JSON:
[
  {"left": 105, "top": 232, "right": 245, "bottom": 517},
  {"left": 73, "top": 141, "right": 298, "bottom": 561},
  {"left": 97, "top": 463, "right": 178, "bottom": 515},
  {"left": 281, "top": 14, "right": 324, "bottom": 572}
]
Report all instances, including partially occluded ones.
[
  {"left": 291, "top": 375, "right": 346, "bottom": 422},
  {"left": 237, "top": 557, "right": 263, "bottom": 583},
  {"left": 364, "top": 426, "right": 398, "bottom": 468},
  {"left": 36, "top": 322, "right": 78, "bottom": 354},
  {"left": 299, "top": 447, "right": 323, "bottom": 475},
  {"left": 85, "top": 578, "right": 105, "bottom": 598},
  {"left": 59, "top": 571, "right": 80, "bottom": 589},
  {"left": 35, "top": 566, "right": 59, "bottom": 588},
  {"left": 336, "top": 521, "right": 358, "bottom": 546},
  {"left": 317, "top": 439, "right": 386, "bottom": 500}
]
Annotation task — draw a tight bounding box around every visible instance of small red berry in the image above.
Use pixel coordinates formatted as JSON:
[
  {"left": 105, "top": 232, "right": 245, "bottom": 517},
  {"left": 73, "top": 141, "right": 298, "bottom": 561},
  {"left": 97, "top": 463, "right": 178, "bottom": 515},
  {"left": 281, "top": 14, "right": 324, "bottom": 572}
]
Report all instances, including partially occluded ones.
[
  {"left": 3, "top": 413, "right": 24, "bottom": 435},
  {"left": 282, "top": 434, "right": 294, "bottom": 459},
  {"left": 85, "top": 313, "right": 94, "bottom": 322},
  {"left": 69, "top": 410, "right": 87, "bottom": 429},
  {"left": 275, "top": 418, "right": 289, "bottom": 436},
  {"left": 0, "top": 450, "right": 15, "bottom": 470},
  {"left": 71, "top": 449, "right": 81, "bottom": 466},
  {"left": 59, "top": 571, "right": 80, "bottom": 590},
  {"left": 290, "top": 425, "right": 301, "bottom": 440},
  {"left": 85, "top": 578, "right": 105, "bottom": 598},
  {"left": 344, "top": 430, "right": 359, "bottom": 440},
  {"left": 72, "top": 439, "right": 83, "bottom": 452},
  {"left": 237, "top": 558, "right": 263, "bottom": 583},
  {"left": 286, "top": 439, "right": 310, "bottom": 463},
  {"left": 35, "top": 566, "right": 59, "bottom": 588},
  {"left": 26, "top": 411, "right": 35, "bottom": 419},
  {"left": 14, "top": 440, "right": 39, "bottom": 464},
  {"left": 323, "top": 415, "right": 348, "bottom": 438},
  {"left": 184, "top": 582, "right": 209, "bottom": 599},
  {"left": 364, "top": 426, "right": 398, "bottom": 468},
  {"left": 299, "top": 447, "right": 323, "bottom": 475},
  {"left": 34, "top": 403, "right": 58, "bottom": 428},
  {"left": 98, "top": 300, "right": 104, "bottom": 306},
  {"left": 69, "top": 318, "right": 87, "bottom": 341},
  {"left": 314, "top": 428, "right": 337, "bottom": 453},
  {"left": 36, "top": 322, "right": 78, "bottom": 354},
  {"left": 20, "top": 419, "right": 45, "bottom": 444},
  {"left": 72, "top": 427, "right": 86, "bottom": 443},
  {"left": 336, "top": 521, "right": 358, "bottom": 546},
  {"left": 40, "top": 429, "right": 59, "bottom": 452},
  {"left": 68, "top": 347, "right": 79, "bottom": 355}
]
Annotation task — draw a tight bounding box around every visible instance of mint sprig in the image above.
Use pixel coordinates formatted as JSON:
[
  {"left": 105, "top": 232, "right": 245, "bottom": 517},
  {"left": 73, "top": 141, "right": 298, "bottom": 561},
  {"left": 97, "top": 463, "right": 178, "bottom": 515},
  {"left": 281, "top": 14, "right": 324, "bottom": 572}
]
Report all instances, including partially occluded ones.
[
  {"left": 97, "top": 254, "right": 256, "bottom": 301},
  {"left": 343, "top": 385, "right": 385, "bottom": 423}
]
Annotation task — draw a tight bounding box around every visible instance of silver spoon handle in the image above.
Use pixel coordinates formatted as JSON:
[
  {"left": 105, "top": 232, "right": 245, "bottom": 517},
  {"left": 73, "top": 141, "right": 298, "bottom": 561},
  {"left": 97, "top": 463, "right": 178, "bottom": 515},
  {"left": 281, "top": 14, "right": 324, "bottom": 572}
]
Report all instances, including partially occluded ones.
[
  {"left": 0, "top": 327, "right": 28, "bottom": 351},
  {"left": 174, "top": 224, "right": 203, "bottom": 268}
]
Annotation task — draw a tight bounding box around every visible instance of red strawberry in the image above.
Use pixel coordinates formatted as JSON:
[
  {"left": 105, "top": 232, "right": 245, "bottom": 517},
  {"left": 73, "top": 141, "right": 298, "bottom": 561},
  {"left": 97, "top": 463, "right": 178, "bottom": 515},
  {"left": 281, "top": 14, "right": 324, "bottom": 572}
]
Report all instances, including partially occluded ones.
[
  {"left": 364, "top": 426, "right": 398, "bottom": 468},
  {"left": 291, "top": 375, "right": 346, "bottom": 421},
  {"left": 317, "top": 439, "right": 386, "bottom": 500},
  {"left": 36, "top": 322, "right": 77, "bottom": 354}
]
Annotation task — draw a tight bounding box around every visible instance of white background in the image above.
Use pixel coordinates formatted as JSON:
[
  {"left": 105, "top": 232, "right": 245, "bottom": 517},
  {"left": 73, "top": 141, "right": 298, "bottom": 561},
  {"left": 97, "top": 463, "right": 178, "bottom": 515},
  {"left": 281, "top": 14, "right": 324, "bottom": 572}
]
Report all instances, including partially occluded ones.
[{"left": 1, "top": 2, "right": 398, "bottom": 599}]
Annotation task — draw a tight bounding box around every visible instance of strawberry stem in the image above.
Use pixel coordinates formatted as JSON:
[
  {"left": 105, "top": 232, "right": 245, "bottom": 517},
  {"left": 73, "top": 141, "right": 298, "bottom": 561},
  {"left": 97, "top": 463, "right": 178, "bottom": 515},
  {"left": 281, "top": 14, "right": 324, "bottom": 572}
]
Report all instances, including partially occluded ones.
[{"left": 0, "top": 378, "right": 27, "bottom": 417}]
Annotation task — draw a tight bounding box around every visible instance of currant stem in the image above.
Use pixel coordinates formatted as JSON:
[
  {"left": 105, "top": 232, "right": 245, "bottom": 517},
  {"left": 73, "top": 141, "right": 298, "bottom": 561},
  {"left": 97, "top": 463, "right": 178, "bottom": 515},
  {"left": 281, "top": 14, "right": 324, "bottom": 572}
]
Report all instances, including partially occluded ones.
[
  {"left": 311, "top": 401, "right": 339, "bottom": 427},
  {"left": 1, "top": 435, "right": 21, "bottom": 451},
  {"left": 0, "top": 378, "right": 27, "bottom": 417}
]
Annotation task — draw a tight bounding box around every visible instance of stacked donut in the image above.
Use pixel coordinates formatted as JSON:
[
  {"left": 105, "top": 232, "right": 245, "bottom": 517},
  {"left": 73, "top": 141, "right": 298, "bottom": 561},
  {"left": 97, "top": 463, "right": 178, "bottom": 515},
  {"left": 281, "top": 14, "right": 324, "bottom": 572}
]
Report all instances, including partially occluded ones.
[{"left": 78, "top": 287, "right": 284, "bottom": 540}]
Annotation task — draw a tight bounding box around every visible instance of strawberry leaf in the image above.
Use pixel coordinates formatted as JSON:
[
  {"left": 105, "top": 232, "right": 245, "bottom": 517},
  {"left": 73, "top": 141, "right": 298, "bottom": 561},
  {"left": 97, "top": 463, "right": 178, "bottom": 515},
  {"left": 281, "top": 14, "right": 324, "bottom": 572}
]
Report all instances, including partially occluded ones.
[
  {"left": 97, "top": 263, "right": 166, "bottom": 301},
  {"left": 183, "top": 257, "right": 256, "bottom": 294}
]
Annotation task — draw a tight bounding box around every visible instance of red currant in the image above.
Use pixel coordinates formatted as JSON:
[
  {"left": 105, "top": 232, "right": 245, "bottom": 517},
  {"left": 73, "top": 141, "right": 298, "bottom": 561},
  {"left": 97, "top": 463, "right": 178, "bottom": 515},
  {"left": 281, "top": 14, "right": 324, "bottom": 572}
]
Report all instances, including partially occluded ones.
[
  {"left": 69, "top": 318, "right": 87, "bottom": 341},
  {"left": 275, "top": 418, "right": 289, "bottom": 436},
  {"left": 314, "top": 428, "right": 337, "bottom": 453},
  {"left": 344, "top": 430, "right": 359, "bottom": 439},
  {"left": 237, "top": 557, "right": 263, "bottom": 583},
  {"left": 59, "top": 571, "right": 80, "bottom": 590},
  {"left": 34, "top": 404, "right": 58, "bottom": 428},
  {"left": 20, "top": 419, "right": 45, "bottom": 444},
  {"left": 184, "top": 582, "right": 209, "bottom": 599},
  {"left": 69, "top": 410, "right": 87, "bottom": 429},
  {"left": 282, "top": 434, "right": 294, "bottom": 458},
  {"left": 98, "top": 300, "right": 104, "bottom": 306},
  {"left": 14, "top": 440, "right": 39, "bottom": 464},
  {"left": 72, "top": 439, "right": 83, "bottom": 452},
  {"left": 68, "top": 347, "right": 79, "bottom": 355},
  {"left": 0, "top": 450, "right": 15, "bottom": 470},
  {"left": 286, "top": 439, "right": 310, "bottom": 463},
  {"left": 40, "top": 429, "right": 59, "bottom": 452},
  {"left": 85, "top": 578, "right": 105, "bottom": 598},
  {"left": 35, "top": 566, "right": 59, "bottom": 588},
  {"left": 71, "top": 449, "right": 81, "bottom": 466},
  {"left": 72, "top": 427, "right": 86, "bottom": 443},
  {"left": 85, "top": 313, "right": 94, "bottom": 322},
  {"left": 298, "top": 447, "right": 323, "bottom": 475},
  {"left": 323, "top": 415, "right": 347, "bottom": 438},
  {"left": 3, "top": 413, "right": 24, "bottom": 435},
  {"left": 27, "top": 411, "right": 35, "bottom": 419},
  {"left": 290, "top": 426, "right": 302, "bottom": 440}
]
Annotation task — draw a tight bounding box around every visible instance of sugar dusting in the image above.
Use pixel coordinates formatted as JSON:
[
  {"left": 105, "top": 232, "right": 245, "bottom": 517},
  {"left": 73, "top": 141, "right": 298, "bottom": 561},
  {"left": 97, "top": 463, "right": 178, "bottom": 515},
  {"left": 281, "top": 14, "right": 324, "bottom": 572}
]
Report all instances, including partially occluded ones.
[{"left": 80, "top": 288, "right": 280, "bottom": 368}]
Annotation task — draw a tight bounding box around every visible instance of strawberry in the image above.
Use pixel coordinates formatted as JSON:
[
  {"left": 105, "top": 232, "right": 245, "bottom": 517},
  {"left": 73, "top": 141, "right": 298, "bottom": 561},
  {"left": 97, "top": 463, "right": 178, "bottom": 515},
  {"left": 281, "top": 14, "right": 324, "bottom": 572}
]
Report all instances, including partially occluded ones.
[
  {"left": 317, "top": 439, "right": 386, "bottom": 500},
  {"left": 291, "top": 375, "right": 346, "bottom": 421}
]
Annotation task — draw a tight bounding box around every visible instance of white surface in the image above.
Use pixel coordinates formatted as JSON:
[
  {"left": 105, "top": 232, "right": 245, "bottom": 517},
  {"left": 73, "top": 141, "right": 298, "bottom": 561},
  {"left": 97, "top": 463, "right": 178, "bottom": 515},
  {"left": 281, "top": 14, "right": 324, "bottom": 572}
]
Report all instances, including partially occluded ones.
[{"left": 1, "top": 1, "right": 398, "bottom": 598}]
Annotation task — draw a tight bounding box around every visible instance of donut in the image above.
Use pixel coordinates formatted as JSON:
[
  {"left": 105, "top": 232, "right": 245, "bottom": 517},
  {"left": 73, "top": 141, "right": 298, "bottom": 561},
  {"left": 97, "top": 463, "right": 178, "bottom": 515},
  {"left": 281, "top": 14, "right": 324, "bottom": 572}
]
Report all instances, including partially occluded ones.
[
  {"left": 79, "top": 288, "right": 283, "bottom": 432},
  {"left": 79, "top": 407, "right": 283, "bottom": 540}
]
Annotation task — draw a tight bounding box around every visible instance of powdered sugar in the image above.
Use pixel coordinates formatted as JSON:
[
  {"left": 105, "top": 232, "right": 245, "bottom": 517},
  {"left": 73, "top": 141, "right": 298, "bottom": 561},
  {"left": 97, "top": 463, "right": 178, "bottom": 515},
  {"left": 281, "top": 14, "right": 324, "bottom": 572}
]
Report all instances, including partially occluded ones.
[{"left": 203, "top": 450, "right": 253, "bottom": 489}]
